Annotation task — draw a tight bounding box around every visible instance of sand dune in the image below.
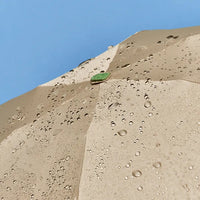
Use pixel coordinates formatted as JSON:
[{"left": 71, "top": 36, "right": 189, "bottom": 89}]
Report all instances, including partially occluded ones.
[{"left": 1, "top": 26, "right": 200, "bottom": 199}]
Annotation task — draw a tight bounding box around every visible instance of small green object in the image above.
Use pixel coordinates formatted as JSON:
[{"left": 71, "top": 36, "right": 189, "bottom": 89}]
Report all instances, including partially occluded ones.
[{"left": 91, "top": 72, "right": 111, "bottom": 83}]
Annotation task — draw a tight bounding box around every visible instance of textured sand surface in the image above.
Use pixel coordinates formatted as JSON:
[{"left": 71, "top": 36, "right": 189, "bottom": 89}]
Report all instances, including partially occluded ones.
[{"left": 1, "top": 26, "right": 200, "bottom": 200}]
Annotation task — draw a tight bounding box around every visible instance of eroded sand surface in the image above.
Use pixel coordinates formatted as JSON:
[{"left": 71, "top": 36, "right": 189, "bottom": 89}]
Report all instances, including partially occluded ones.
[{"left": 1, "top": 26, "right": 200, "bottom": 199}]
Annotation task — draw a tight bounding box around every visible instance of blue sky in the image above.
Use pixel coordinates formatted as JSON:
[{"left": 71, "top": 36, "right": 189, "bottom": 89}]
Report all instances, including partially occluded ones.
[{"left": 0, "top": 0, "right": 199, "bottom": 104}]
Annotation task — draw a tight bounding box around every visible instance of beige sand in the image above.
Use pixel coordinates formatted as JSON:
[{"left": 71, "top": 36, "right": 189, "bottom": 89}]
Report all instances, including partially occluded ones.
[{"left": 1, "top": 26, "right": 200, "bottom": 199}]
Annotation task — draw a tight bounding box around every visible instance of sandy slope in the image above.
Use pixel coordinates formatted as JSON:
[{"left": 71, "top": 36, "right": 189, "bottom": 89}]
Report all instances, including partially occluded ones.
[{"left": 1, "top": 26, "right": 200, "bottom": 200}]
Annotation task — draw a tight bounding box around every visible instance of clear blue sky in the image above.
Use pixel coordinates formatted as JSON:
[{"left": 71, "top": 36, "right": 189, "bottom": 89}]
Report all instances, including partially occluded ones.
[{"left": 0, "top": 0, "right": 199, "bottom": 104}]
